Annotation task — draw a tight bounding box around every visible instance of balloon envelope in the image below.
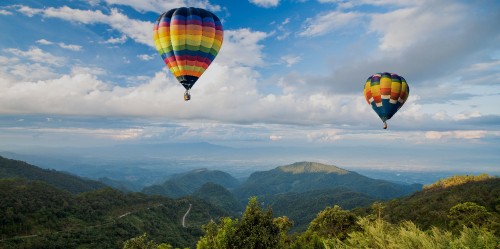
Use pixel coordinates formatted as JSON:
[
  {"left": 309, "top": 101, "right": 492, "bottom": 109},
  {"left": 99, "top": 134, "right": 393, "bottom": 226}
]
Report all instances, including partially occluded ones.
[
  {"left": 153, "top": 7, "right": 223, "bottom": 91},
  {"left": 363, "top": 72, "right": 409, "bottom": 125}
]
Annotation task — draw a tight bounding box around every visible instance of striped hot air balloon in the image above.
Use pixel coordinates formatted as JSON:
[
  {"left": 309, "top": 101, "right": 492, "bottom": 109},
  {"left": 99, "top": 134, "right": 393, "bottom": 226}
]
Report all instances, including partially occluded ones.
[
  {"left": 363, "top": 72, "right": 410, "bottom": 129},
  {"left": 153, "top": 7, "right": 223, "bottom": 101}
]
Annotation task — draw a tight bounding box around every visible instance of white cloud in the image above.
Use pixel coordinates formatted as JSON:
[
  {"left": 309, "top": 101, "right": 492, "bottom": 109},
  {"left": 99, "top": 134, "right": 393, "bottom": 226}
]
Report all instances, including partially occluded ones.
[
  {"left": 105, "top": 34, "right": 128, "bottom": 44},
  {"left": 36, "top": 39, "right": 54, "bottom": 45},
  {"left": 36, "top": 39, "right": 82, "bottom": 51},
  {"left": 4, "top": 47, "right": 64, "bottom": 66},
  {"left": 249, "top": 0, "right": 280, "bottom": 8},
  {"left": 269, "top": 135, "right": 282, "bottom": 141},
  {"left": 16, "top": 5, "right": 42, "bottom": 17},
  {"left": 138, "top": 54, "right": 155, "bottom": 61},
  {"left": 217, "top": 28, "right": 268, "bottom": 67},
  {"left": 307, "top": 129, "right": 343, "bottom": 142},
  {"left": 425, "top": 130, "right": 487, "bottom": 140},
  {"left": 281, "top": 55, "right": 301, "bottom": 67},
  {"left": 368, "top": 1, "right": 466, "bottom": 51},
  {"left": 59, "top": 43, "right": 82, "bottom": 51},
  {"left": 15, "top": 6, "right": 152, "bottom": 47},
  {"left": 0, "top": 9, "right": 12, "bottom": 15},
  {"left": 298, "top": 10, "right": 361, "bottom": 37},
  {"left": 453, "top": 111, "right": 482, "bottom": 121}
]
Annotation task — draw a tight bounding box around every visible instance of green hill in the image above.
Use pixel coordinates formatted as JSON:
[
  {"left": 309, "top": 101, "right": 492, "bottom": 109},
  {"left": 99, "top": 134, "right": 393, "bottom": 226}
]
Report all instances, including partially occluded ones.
[
  {"left": 0, "top": 156, "right": 106, "bottom": 194},
  {"left": 233, "top": 162, "right": 422, "bottom": 200},
  {"left": 0, "top": 178, "right": 227, "bottom": 249},
  {"left": 376, "top": 174, "right": 500, "bottom": 231},
  {"left": 142, "top": 168, "right": 240, "bottom": 198},
  {"left": 192, "top": 182, "right": 242, "bottom": 215}
]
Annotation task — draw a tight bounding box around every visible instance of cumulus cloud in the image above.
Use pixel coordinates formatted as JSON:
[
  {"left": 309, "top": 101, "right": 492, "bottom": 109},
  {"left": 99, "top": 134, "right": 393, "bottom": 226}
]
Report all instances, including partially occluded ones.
[
  {"left": 216, "top": 28, "right": 269, "bottom": 67},
  {"left": 249, "top": 0, "right": 280, "bottom": 8}
]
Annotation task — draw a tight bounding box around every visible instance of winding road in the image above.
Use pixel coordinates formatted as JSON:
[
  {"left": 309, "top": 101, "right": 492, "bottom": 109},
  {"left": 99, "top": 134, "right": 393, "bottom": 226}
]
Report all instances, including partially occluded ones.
[{"left": 182, "top": 203, "right": 192, "bottom": 228}]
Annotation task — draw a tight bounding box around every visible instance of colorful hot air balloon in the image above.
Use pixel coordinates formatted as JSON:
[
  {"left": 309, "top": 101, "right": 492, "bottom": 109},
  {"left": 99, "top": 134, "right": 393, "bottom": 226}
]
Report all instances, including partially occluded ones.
[
  {"left": 153, "top": 7, "right": 223, "bottom": 101},
  {"left": 363, "top": 72, "right": 409, "bottom": 129}
]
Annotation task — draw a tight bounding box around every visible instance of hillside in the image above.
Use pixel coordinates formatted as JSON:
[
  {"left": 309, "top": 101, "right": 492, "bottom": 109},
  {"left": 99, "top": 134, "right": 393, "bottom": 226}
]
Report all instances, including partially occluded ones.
[
  {"left": 192, "top": 182, "right": 242, "bottom": 215},
  {"left": 261, "top": 187, "right": 376, "bottom": 232},
  {"left": 0, "top": 178, "right": 228, "bottom": 249},
  {"left": 142, "top": 168, "right": 240, "bottom": 198},
  {"left": 0, "top": 156, "right": 107, "bottom": 194},
  {"left": 376, "top": 174, "right": 500, "bottom": 231},
  {"left": 233, "top": 162, "right": 422, "bottom": 200}
]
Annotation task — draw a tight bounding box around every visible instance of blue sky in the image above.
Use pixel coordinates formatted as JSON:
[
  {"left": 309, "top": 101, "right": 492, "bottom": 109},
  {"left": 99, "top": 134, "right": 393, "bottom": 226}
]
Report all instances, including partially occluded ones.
[{"left": 0, "top": 0, "right": 499, "bottom": 174}]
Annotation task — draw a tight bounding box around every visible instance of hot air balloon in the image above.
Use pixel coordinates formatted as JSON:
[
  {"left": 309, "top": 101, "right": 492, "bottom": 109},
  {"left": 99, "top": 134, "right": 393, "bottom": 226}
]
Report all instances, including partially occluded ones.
[
  {"left": 153, "top": 7, "right": 223, "bottom": 101},
  {"left": 363, "top": 72, "right": 409, "bottom": 129}
]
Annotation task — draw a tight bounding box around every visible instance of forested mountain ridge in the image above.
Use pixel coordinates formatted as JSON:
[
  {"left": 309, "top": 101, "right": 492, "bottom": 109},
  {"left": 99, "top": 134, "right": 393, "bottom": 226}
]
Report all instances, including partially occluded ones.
[
  {"left": 0, "top": 156, "right": 107, "bottom": 194},
  {"left": 233, "top": 161, "right": 422, "bottom": 200},
  {"left": 0, "top": 178, "right": 228, "bottom": 249},
  {"left": 142, "top": 168, "right": 240, "bottom": 198},
  {"left": 372, "top": 174, "right": 500, "bottom": 232}
]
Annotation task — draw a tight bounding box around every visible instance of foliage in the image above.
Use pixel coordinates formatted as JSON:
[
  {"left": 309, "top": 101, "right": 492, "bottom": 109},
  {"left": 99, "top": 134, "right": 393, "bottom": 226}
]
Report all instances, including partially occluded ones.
[
  {"left": 371, "top": 176, "right": 500, "bottom": 232},
  {"left": 323, "top": 218, "right": 498, "bottom": 249},
  {"left": 424, "top": 174, "right": 495, "bottom": 191},
  {"left": 123, "top": 233, "right": 188, "bottom": 249},
  {"left": 0, "top": 179, "right": 227, "bottom": 249},
  {"left": 306, "top": 205, "right": 358, "bottom": 240},
  {"left": 196, "top": 197, "right": 292, "bottom": 249}
]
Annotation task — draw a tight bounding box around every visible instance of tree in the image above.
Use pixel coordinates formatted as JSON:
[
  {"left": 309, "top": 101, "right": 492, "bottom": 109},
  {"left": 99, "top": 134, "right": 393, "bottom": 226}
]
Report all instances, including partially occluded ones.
[
  {"left": 123, "top": 233, "right": 159, "bottom": 249},
  {"left": 196, "top": 197, "right": 292, "bottom": 249},
  {"left": 123, "top": 233, "right": 185, "bottom": 249},
  {"left": 448, "top": 202, "right": 491, "bottom": 230},
  {"left": 307, "top": 205, "right": 357, "bottom": 240}
]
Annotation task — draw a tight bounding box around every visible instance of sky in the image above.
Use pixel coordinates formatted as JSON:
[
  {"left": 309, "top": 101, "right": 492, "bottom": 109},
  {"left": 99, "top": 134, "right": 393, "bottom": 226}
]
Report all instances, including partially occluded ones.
[{"left": 0, "top": 0, "right": 499, "bottom": 174}]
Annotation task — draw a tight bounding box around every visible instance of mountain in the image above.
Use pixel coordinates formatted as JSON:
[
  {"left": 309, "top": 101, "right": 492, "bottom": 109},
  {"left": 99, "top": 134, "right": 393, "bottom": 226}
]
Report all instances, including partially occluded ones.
[
  {"left": 192, "top": 182, "right": 242, "bottom": 214},
  {"left": 0, "top": 178, "right": 228, "bottom": 249},
  {"left": 375, "top": 174, "right": 500, "bottom": 232},
  {"left": 233, "top": 162, "right": 422, "bottom": 201},
  {"left": 0, "top": 155, "right": 107, "bottom": 194},
  {"left": 142, "top": 168, "right": 240, "bottom": 198}
]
